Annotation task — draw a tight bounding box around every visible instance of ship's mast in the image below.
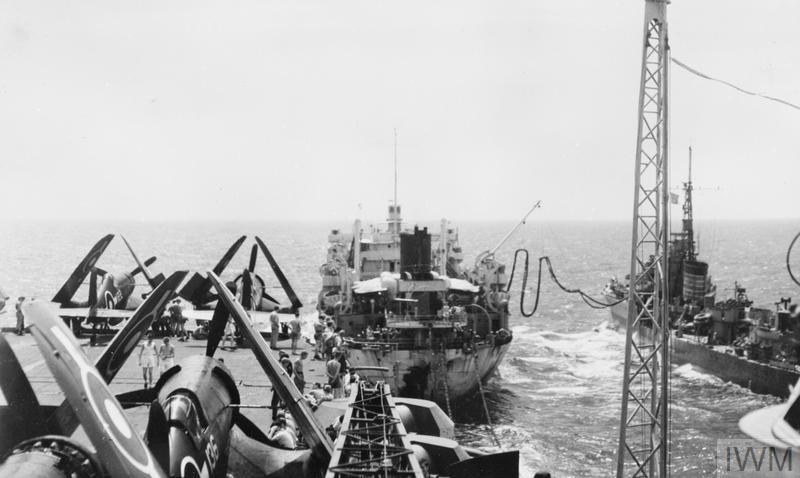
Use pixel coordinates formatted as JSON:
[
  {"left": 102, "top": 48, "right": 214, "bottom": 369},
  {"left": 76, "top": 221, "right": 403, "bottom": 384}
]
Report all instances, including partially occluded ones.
[
  {"left": 616, "top": 1, "right": 671, "bottom": 477},
  {"left": 682, "top": 147, "right": 695, "bottom": 262},
  {"left": 388, "top": 128, "right": 402, "bottom": 235}
]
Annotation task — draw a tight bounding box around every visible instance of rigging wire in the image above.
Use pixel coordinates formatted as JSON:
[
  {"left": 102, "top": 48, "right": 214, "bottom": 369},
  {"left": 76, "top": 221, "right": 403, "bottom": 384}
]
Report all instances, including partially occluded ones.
[
  {"left": 787, "top": 231, "right": 800, "bottom": 288},
  {"left": 671, "top": 57, "right": 800, "bottom": 112},
  {"left": 506, "top": 249, "right": 626, "bottom": 317}
]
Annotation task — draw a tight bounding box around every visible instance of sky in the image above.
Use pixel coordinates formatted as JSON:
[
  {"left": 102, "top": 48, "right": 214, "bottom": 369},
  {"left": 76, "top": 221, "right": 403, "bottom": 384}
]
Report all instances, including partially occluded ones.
[{"left": 0, "top": 0, "right": 798, "bottom": 223}]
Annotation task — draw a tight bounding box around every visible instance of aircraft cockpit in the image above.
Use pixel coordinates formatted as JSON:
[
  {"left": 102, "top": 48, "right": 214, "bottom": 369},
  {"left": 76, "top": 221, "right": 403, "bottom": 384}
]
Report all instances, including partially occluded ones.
[{"left": 164, "top": 392, "right": 207, "bottom": 442}]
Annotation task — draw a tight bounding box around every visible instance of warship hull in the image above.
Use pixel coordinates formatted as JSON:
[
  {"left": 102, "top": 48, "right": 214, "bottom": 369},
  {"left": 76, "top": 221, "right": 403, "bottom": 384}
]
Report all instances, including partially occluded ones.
[{"left": 605, "top": 294, "right": 799, "bottom": 398}]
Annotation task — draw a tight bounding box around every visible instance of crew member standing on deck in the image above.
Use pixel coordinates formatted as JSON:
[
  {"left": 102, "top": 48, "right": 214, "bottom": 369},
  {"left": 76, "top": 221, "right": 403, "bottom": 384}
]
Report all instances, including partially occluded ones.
[
  {"left": 168, "top": 299, "right": 187, "bottom": 341},
  {"left": 313, "top": 316, "right": 326, "bottom": 360},
  {"left": 270, "top": 308, "right": 280, "bottom": 349},
  {"left": 15, "top": 297, "right": 25, "bottom": 335},
  {"left": 289, "top": 312, "right": 301, "bottom": 355},
  {"left": 293, "top": 351, "right": 308, "bottom": 393},
  {"left": 138, "top": 332, "right": 158, "bottom": 388},
  {"left": 326, "top": 352, "right": 342, "bottom": 398},
  {"left": 158, "top": 337, "right": 175, "bottom": 376}
]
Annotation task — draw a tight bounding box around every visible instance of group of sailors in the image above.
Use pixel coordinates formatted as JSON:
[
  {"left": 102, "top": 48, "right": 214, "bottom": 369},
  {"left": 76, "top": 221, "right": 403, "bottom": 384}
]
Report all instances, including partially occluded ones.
[
  {"left": 152, "top": 299, "right": 189, "bottom": 341},
  {"left": 137, "top": 332, "right": 176, "bottom": 389}
]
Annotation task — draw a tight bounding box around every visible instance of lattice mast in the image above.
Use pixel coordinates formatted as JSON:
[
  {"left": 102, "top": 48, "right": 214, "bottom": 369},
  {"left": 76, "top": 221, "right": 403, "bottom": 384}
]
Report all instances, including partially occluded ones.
[
  {"left": 682, "top": 147, "right": 695, "bottom": 262},
  {"left": 616, "top": 0, "right": 671, "bottom": 477}
]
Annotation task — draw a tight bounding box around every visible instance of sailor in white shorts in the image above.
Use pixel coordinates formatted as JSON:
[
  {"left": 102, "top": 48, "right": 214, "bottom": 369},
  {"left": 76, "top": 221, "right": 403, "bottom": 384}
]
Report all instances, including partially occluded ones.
[
  {"left": 138, "top": 332, "right": 158, "bottom": 388},
  {"left": 158, "top": 336, "right": 176, "bottom": 376}
]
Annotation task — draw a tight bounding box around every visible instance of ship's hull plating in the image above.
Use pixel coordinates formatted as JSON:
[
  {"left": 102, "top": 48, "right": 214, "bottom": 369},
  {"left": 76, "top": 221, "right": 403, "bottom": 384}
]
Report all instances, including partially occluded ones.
[
  {"left": 346, "top": 339, "right": 512, "bottom": 404},
  {"left": 605, "top": 294, "right": 799, "bottom": 398}
]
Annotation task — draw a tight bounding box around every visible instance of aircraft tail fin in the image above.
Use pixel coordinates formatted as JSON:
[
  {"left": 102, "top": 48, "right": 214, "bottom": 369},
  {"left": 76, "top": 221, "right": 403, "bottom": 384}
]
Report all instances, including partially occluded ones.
[{"left": 52, "top": 234, "right": 115, "bottom": 305}]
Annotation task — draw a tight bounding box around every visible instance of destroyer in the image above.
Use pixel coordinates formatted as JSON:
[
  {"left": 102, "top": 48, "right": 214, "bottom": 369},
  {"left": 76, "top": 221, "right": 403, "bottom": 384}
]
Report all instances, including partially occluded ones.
[{"left": 604, "top": 153, "right": 800, "bottom": 397}]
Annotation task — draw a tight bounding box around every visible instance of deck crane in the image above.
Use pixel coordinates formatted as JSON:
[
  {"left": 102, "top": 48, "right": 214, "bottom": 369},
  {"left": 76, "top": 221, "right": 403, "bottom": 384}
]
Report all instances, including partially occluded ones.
[{"left": 615, "top": 0, "right": 672, "bottom": 477}]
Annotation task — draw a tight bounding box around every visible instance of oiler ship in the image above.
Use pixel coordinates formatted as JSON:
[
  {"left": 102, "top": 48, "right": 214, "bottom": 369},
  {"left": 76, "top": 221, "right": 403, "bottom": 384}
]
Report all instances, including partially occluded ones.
[
  {"left": 604, "top": 154, "right": 800, "bottom": 398},
  {"left": 318, "top": 202, "right": 513, "bottom": 406}
]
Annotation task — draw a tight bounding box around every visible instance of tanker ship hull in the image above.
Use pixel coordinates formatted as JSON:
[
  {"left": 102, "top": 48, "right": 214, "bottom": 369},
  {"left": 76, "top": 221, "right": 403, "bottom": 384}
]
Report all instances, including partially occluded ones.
[{"left": 346, "top": 336, "right": 512, "bottom": 405}]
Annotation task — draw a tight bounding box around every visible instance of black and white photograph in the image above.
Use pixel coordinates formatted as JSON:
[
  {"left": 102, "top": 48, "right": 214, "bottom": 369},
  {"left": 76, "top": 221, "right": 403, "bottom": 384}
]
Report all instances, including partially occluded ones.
[{"left": 0, "top": 1, "right": 798, "bottom": 476}]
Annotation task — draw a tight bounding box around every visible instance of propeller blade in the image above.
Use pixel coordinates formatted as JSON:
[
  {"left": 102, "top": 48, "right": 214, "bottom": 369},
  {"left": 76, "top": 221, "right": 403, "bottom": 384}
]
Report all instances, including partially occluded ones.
[
  {"left": 116, "top": 388, "right": 159, "bottom": 409},
  {"left": 234, "top": 413, "right": 270, "bottom": 445},
  {"left": 0, "top": 334, "right": 47, "bottom": 454},
  {"left": 215, "top": 235, "right": 248, "bottom": 275},
  {"left": 131, "top": 256, "right": 158, "bottom": 277},
  {"left": 254, "top": 236, "right": 303, "bottom": 312},
  {"left": 47, "top": 270, "right": 189, "bottom": 435},
  {"left": 179, "top": 236, "right": 247, "bottom": 305},
  {"left": 122, "top": 236, "right": 162, "bottom": 288},
  {"left": 145, "top": 400, "right": 170, "bottom": 473},
  {"left": 241, "top": 269, "right": 253, "bottom": 310},
  {"left": 52, "top": 234, "right": 115, "bottom": 305},
  {"left": 205, "top": 300, "right": 230, "bottom": 357},
  {"left": 89, "top": 267, "right": 98, "bottom": 308},
  {"left": 207, "top": 271, "right": 332, "bottom": 460},
  {"left": 25, "top": 301, "right": 167, "bottom": 478},
  {"left": 249, "top": 243, "right": 258, "bottom": 273}
]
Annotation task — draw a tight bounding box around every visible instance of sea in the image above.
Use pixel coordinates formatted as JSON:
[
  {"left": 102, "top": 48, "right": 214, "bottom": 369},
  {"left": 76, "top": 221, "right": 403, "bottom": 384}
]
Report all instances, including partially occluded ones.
[{"left": 1, "top": 219, "right": 798, "bottom": 477}]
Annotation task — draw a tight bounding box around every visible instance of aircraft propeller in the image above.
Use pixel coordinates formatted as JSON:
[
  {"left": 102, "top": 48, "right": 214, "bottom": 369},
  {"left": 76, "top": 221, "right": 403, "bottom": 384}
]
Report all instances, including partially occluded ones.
[
  {"left": 45, "top": 271, "right": 189, "bottom": 435},
  {"left": 122, "top": 235, "right": 165, "bottom": 288},
  {"left": 178, "top": 235, "right": 247, "bottom": 305},
  {"left": 207, "top": 270, "right": 333, "bottom": 461}
]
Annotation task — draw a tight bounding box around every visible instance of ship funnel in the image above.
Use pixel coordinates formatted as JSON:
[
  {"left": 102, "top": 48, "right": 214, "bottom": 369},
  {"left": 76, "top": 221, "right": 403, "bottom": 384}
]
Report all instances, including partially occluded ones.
[
  {"left": 682, "top": 260, "right": 708, "bottom": 303},
  {"left": 400, "top": 226, "right": 432, "bottom": 279}
]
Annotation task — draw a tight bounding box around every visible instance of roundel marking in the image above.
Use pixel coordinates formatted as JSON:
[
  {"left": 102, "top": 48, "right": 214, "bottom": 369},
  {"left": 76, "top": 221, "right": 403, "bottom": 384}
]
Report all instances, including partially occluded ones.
[
  {"left": 50, "top": 326, "right": 160, "bottom": 476},
  {"left": 105, "top": 398, "right": 132, "bottom": 439}
]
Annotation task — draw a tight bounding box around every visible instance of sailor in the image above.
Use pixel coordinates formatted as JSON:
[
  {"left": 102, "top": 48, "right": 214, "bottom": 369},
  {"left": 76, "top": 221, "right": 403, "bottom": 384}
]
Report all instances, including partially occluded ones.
[
  {"left": 222, "top": 318, "right": 237, "bottom": 350},
  {"left": 293, "top": 351, "right": 308, "bottom": 393},
  {"left": 313, "top": 316, "right": 326, "bottom": 360},
  {"left": 326, "top": 353, "right": 342, "bottom": 398},
  {"left": 168, "top": 299, "right": 187, "bottom": 341},
  {"left": 343, "top": 367, "right": 360, "bottom": 392},
  {"left": 158, "top": 337, "right": 175, "bottom": 376},
  {"left": 271, "top": 357, "right": 294, "bottom": 419},
  {"left": 289, "top": 312, "right": 301, "bottom": 355},
  {"left": 15, "top": 297, "right": 25, "bottom": 335},
  {"left": 138, "top": 332, "right": 158, "bottom": 388},
  {"left": 307, "top": 382, "right": 325, "bottom": 403},
  {"left": 267, "top": 417, "right": 296, "bottom": 449},
  {"left": 269, "top": 308, "right": 280, "bottom": 349},
  {"left": 320, "top": 384, "right": 334, "bottom": 402}
]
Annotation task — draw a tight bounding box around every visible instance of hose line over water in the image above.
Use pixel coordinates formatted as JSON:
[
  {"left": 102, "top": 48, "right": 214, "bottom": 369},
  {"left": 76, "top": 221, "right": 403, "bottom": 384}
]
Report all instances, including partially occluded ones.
[
  {"left": 506, "top": 249, "right": 626, "bottom": 317},
  {"left": 788, "top": 231, "right": 800, "bottom": 288}
]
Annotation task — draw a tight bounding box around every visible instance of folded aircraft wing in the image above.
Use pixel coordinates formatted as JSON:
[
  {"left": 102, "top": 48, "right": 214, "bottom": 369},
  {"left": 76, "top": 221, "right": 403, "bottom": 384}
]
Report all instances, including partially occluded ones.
[{"left": 25, "top": 301, "right": 167, "bottom": 478}]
